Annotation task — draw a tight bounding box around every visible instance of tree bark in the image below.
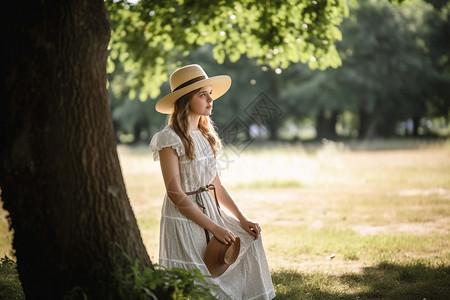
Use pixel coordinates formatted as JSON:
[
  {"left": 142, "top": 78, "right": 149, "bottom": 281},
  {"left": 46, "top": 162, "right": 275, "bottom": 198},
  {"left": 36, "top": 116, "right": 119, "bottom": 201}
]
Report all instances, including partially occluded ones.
[{"left": 0, "top": 1, "right": 151, "bottom": 298}]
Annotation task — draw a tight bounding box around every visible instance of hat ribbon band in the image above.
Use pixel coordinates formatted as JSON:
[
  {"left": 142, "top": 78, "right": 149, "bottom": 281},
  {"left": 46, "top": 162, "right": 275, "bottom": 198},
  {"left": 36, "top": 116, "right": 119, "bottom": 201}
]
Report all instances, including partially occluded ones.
[{"left": 172, "top": 75, "right": 206, "bottom": 92}]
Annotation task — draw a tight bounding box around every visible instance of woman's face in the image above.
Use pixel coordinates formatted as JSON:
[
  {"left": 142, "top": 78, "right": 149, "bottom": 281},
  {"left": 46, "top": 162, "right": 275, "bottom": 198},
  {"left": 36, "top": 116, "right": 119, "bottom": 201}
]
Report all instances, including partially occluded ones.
[{"left": 189, "top": 86, "right": 213, "bottom": 116}]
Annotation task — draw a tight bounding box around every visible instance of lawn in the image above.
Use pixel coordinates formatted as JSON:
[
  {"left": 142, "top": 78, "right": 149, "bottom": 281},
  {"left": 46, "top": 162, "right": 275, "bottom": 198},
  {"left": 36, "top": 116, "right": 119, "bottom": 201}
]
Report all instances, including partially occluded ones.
[{"left": 1, "top": 139, "right": 449, "bottom": 299}]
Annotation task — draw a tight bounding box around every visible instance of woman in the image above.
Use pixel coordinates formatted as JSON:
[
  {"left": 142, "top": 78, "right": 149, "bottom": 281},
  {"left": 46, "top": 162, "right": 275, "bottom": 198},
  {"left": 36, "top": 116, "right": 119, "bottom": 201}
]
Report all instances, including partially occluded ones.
[{"left": 150, "top": 64, "right": 275, "bottom": 299}]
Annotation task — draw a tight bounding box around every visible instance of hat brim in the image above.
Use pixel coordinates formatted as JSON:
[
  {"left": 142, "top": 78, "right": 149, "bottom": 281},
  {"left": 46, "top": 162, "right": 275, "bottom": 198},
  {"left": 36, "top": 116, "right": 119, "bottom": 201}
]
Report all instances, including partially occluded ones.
[
  {"left": 204, "top": 236, "right": 240, "bottom": 277},
  {"left": 155, "top": 75, "right": 231, "bottom": 114}
]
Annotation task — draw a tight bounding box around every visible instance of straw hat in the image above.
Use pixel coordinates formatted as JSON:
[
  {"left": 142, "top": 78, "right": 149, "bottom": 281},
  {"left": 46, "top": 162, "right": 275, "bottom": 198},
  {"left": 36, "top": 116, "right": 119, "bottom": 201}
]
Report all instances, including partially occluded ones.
[
  {"left": 204, "top": 236, "right": 241, "bottom": 277},
  {"left": 155, "top": 64, "right": 232, "bottom": 114}
]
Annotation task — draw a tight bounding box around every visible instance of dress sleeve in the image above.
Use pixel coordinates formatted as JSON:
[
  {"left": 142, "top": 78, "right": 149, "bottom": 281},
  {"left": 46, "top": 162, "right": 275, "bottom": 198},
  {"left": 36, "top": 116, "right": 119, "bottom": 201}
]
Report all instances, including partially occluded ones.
[
  {"left": 213, "top": 144, "right": 223, "bottom": 158},
  {"left": 149, "top": 127, "right": 185, "bottom": 161}
]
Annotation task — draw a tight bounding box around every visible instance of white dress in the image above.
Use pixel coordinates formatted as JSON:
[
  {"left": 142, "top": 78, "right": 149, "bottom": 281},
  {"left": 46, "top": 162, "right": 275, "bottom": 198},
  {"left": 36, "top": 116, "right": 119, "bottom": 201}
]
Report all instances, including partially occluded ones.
[{"left": 150, "top": 126, "right": 275, "bottom": 300}]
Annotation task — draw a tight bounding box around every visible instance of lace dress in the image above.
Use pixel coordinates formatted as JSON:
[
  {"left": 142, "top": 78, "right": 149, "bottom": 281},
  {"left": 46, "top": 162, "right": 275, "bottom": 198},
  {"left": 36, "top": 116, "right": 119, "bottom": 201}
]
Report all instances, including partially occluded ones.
[{"left": 150, "top": 126, "right": 275, "bottom": 300}]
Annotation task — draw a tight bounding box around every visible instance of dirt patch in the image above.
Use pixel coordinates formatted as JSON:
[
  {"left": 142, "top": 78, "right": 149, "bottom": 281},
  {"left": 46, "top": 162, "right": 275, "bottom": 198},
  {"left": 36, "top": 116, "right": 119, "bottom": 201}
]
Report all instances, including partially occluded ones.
[
  {"left": 269, "top": 258, "right": 367, "bottom": 274},
  {"left": 351, "top": 222, "right": 450, "bottom": 236},
  {"left": 397, "top": 188, "right": 450, "bottom": 198}
]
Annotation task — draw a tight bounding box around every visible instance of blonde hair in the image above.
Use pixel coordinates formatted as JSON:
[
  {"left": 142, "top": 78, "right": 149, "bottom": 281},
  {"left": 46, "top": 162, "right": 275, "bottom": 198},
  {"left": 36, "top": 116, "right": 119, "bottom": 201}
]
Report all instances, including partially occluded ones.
[{"left": 169, "top": 88, "right": 222, "bottom": 160}]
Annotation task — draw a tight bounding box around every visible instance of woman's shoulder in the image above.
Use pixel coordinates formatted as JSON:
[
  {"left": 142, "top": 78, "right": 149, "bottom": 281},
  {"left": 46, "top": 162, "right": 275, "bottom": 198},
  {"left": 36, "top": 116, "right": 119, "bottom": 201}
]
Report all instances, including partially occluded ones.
[
  {"left": 150, "top": 125, "right": 182, "bottom": 144},
  {"left": 149, "top": 125, "right": 185, "bottom": 160}
]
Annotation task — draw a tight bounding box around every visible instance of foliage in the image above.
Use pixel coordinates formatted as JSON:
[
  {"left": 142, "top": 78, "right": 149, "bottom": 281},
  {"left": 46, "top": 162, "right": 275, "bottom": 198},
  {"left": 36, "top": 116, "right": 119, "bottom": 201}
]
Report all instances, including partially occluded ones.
[
  {"left": 113, "top": 255, "right": 218, "bottom": 300},
  {"left": 0, "top": 253, "right": 217, "bottom": 300},
  {"left": 107, "top": 0, "right": 450, "bottom": 142},
  {"left": 63, "top": 249, "right": 219, "bottom": 300},
  {"left": 279, "top": 0, "right": 450, "bottom": 138},
  {"left": 426, "top": 1, "right": 450, "bottom": 75},
  {"left": 0, "top": 256, "right": 24, "bottom": 300},
  {"left": 106, "top": 0, "right": 349, "bottom": 99}
]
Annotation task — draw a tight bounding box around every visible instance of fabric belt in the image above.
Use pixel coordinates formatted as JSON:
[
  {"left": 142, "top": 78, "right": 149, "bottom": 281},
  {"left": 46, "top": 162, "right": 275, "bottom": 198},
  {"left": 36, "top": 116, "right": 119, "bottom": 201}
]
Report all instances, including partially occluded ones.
[{"left": 186, "top": 184, "right": 221, "bottom": 244}]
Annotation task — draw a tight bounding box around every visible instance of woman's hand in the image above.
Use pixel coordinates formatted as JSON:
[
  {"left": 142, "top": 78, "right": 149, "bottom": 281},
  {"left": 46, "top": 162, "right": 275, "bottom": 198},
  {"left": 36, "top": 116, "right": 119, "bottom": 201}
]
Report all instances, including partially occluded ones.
[
  {"left": 211, "top": 225, "right": 236, "bottom": 245},
  {"left": 240, "top": 218, "right": 261, "bottom": 240}
]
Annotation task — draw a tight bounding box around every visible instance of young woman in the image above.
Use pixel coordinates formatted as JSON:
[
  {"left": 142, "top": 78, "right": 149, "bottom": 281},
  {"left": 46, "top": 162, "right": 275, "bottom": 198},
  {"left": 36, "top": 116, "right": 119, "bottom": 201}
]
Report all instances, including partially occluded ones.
[{"left": 150, "top": 64, "right": 275, "bottom": 299}]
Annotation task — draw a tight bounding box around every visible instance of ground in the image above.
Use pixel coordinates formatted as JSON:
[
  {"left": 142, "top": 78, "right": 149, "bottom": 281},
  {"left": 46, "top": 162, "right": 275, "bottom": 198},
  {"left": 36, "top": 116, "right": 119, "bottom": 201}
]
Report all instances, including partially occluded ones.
[{"left": 1, "top": 138, "right": 449, "bottom": 299}]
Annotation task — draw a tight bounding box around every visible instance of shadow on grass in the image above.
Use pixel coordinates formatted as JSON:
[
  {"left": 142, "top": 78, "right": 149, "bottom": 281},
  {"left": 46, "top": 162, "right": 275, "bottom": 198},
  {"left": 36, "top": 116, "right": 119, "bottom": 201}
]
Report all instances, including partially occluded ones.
[
  {"left": 272, "top": 261, "right": 450, "bottom": 300},
  {"left": 2, "top": 258, "right": 450, "bottom": 299}
]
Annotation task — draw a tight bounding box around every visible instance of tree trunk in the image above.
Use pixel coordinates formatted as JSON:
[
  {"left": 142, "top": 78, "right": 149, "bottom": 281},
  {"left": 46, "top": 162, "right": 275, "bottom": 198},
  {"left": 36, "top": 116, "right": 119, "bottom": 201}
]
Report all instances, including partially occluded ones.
[
  {"left": 267, "top": 115, "right": 281, "bottom": 141},
  {"left": 263, "top": 72, "right": 280, "bottom": 141},
  {"left": 378, "top": 112, "right": 397, "bottom": 137},
  {"left": 0, "top": 1, "right": 151, "bottom": 298},
  {"left": 358, "top": 109, "right": 370, "bottom": 139},
  {"left": 412, "top": 115, "right": 421, "bottom": 137},
  {"left": 316, "top": 109, "right": 338, "bottom": 140},
  {"left": 132, "top": 119, "right": 150, "bottom": 144},
  {"left": 358, "top": 106, "right": 382, "bottom": 139}
]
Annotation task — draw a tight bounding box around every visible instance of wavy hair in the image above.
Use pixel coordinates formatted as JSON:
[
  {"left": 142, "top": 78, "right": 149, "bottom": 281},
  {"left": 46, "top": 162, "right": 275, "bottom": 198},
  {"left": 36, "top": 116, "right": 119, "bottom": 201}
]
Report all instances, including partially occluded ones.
[{"left": 168, "top": 88, "right": 222, "bottom": 160}]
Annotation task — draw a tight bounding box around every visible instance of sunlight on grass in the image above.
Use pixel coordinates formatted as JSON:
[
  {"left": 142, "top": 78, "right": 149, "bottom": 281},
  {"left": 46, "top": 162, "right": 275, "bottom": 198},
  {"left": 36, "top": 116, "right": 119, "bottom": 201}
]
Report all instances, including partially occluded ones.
[
  {"left": 0, "top": 139, "right": 449, "bottom": 298},
  {"left": 119, "top": 139, "right": 449, "bottom": 298},
  {"left": 0, "top": 214, "right": 12, "bottom": 259}
]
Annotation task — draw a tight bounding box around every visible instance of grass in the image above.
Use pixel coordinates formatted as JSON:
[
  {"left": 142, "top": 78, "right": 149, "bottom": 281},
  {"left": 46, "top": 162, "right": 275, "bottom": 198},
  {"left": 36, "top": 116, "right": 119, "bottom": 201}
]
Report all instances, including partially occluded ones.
[
  {"left": 271, "top": 261, "right": 450, "bottom": 299},
  {"left": 0, "top": 138, "right": 449, "bottom": 299}
]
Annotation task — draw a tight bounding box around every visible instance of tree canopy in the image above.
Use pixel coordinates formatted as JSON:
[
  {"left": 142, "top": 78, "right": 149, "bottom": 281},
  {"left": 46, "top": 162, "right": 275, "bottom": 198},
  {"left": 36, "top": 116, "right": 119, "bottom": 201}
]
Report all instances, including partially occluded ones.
[
  {"left": 106, "top": 0, "right": 349, "bottom": 99},
  {"left": 108, "top": 0, "right": 450, "bottom": 142}
]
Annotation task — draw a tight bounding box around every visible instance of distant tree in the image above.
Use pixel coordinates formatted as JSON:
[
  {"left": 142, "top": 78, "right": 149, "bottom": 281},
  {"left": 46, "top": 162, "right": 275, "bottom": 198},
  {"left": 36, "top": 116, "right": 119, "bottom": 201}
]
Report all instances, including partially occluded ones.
[
  {"left": 424, "top": 0, "right": 450, "bottom": 9},
  {"left": 343, "top": 0, "right": 450, "bottom": 137},
  {"left": 421, "top": 0, "right": 450, "bottom": 130},
  {"left": 109, "top": 0, "right": 450, "bottom": 142},
  {"left": 0, "top": 0, "right": 349, "bottom": 298},
  {"left": 108, "top": 61, "right": 167, "bottom": 144},
  {"left": 279, "top": 0, "right": 449, "bottom": 139}
]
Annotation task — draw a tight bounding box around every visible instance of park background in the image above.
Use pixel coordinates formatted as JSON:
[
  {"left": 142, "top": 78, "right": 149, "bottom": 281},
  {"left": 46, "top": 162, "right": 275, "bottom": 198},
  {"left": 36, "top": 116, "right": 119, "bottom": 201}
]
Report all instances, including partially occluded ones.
[
  {"left": 1, "top": 0, "right": 450, "bottom": 299},
  {"left": 108, "top": 0, "right": 450, "bottom": 145}
]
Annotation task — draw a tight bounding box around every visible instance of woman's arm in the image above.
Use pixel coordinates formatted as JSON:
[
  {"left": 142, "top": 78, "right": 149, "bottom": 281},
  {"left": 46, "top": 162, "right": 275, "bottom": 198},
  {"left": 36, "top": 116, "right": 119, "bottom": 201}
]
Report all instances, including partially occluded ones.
[
  {"left": 210, "top": 173, "right": 261, "bottom": 240},
  {"left": 159, "top": 147, "right": 236, "bottom": 244}
]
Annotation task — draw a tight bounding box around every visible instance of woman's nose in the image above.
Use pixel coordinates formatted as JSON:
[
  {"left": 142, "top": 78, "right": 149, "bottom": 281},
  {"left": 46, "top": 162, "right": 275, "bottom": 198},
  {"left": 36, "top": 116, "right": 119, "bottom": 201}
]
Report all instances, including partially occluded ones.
[{"left": 207, "top": 95, "right": 213, "bottom": 102}]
